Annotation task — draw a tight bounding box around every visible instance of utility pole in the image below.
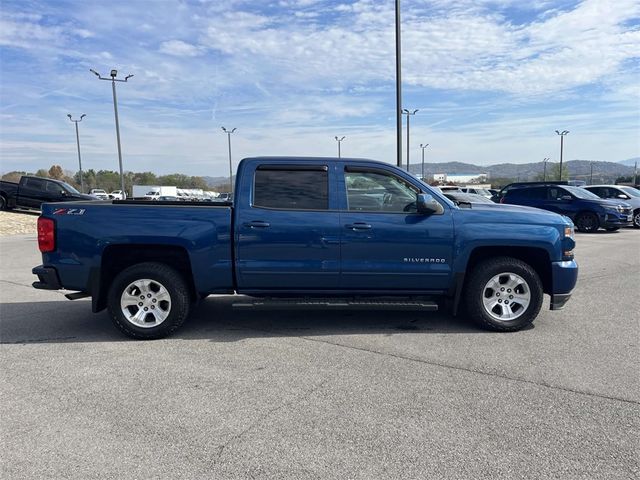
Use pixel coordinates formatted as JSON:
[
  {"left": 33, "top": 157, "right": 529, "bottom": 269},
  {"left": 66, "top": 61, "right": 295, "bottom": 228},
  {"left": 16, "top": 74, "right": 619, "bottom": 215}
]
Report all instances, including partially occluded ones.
[
  {"left": 420, "top": 143, "right": 429, "bottom": 180},
  {"left": 634, "top": 161, "right": 638, "bottom": 185},
  {"left": 555, "top": 130, "right": 569, "bottom": 181},
  {"left": 221, "top": 127, "right": 236, "bottom": 195},
  {"left": 334, "top": 136, "right": 345, "bottom": 158},
  {"left": 67, "top": 114, "right": 86, "bottom": 193},
  {"left": 90, "top": 68, "right": 133, "bottom": 194},
  {"left": 542, "top": 157, "right": 549, "bottom": 181},
  {"left": 590, "top": 161, "right": 594, "bottom": 185},
  {"left": 402, "top": 109, "right": 418, "bottom": 172},
  {"left": 395, "top": 0, "right": 402, "bottom": 168}
]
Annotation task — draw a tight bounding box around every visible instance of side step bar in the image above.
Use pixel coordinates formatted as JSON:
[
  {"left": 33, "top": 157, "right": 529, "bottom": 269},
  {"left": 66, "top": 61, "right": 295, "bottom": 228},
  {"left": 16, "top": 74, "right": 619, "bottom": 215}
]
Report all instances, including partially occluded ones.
[{"left": 232, "top": 299, "right": 438, "bottom": 311}]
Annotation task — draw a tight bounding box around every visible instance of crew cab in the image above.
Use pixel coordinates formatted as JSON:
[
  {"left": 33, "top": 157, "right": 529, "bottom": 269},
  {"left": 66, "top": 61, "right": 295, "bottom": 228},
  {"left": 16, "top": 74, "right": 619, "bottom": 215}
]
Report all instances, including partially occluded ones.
[
  {"left": 0, "top": 175, "right": 95, "bottom": 211},
  {"left": 32, "top": 157, "right": 579, "bottom": 339}
]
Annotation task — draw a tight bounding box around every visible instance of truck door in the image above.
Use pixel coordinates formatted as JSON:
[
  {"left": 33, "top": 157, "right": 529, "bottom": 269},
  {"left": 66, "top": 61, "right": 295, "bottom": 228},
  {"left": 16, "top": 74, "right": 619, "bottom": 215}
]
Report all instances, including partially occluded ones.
[
  {"left": 235, "top": 164, "right": 341, "bottom": 290},
  {"left": 19, "top": 177, "right": 47, "bottom": 209},
  {"left": 339, "top": 166, "right": 454, "bottom": 291}
]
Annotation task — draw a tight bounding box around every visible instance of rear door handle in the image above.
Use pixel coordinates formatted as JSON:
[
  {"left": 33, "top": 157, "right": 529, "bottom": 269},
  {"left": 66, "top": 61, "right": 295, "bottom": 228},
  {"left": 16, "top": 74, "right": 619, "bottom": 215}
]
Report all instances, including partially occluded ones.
[
  {"left": 346, "top": 222, "right": 372, "bottom": 231},
  {"left": 244, "top": 221, "right": 271, "bottom": 229}
]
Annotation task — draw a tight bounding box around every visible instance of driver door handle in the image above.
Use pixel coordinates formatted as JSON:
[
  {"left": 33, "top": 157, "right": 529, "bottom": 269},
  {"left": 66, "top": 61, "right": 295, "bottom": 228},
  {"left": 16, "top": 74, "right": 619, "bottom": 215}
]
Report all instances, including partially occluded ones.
[{"left": 345, "top": 222, "right": 372, "bottom": 231}]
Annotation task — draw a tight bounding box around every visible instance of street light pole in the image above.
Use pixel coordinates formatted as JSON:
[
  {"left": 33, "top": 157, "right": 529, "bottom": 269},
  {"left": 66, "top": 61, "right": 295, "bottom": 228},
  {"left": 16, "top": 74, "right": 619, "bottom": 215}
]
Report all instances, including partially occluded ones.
[
  {"left": 334, "top": 136, "right": 345, "bottom": 158},
  {"left": 221, "top": 127, "right": 236, "bottom": 194},
  {"left": 395, "top": 0, "right": 402, "bottom": 168},
  {"left": 402, "top": 109, "right": 418, "bottom": 172},
  {"left": 542, "top": 157, "right": 549, "bottom": 181},
  {"left": 555, "top": 130, "right": 569, "bottom": 181},
  {"left": 420, "top": 143, "right": 429, "bottom": 180},
  {"left": 67, "top": 114, "right": 86, "bottom": 193},
  {"left": 90, "top": 68, "right": 133, "bottom": 194},
  {"left": 590, "top": 161, "right": 594, "bottom": 185}
]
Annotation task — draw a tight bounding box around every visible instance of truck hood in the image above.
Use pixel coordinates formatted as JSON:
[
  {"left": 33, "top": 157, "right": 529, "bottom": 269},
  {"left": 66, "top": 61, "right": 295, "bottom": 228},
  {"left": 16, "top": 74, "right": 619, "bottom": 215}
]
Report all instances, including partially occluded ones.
[{"left": 456, "top": 202, "right": 573, "bottom": 226}]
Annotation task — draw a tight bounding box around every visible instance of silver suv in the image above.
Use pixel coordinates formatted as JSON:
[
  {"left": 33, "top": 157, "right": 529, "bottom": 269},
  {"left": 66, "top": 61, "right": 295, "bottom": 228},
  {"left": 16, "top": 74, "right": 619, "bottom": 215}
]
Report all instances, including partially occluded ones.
[{"left": 584, "top": 185, "right": 640, "bottom": 228}]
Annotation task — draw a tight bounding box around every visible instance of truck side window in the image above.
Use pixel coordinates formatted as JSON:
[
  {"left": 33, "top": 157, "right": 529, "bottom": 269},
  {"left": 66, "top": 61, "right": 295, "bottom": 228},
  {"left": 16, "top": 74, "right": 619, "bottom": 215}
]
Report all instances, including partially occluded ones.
[
  {"left": 24, "top": 178, "right": 45, "bottom": 191},
  {"left": 254, "top": 167, "right": 328, "bottom": 210},
  {"left": 345, "top": 170, "right": 418, "bottom": 212}
]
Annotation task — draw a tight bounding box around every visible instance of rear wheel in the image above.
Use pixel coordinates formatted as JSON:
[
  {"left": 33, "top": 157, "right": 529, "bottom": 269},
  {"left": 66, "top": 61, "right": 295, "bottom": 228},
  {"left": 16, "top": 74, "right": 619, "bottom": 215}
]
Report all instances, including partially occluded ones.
[
  {"left": 107, "top": 262, "right": 191, "bottom": 339},
  {"left": 575, "top": 212, "right": 599, "bottom": 233},
  {"left": 464, "top": 257, "right": 543, "bottom": 332},
  {"left": 0, "top": 195, "right": 7, "bottom": 210}
]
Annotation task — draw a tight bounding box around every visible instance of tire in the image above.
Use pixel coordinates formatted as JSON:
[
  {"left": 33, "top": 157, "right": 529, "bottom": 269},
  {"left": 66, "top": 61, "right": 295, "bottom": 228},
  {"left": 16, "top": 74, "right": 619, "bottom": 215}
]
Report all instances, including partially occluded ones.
[
  {"left": 464, "top": 256, "right": 543, "bottom": 332},
  {"left": 575, "top": 212, "right": 600, "bottom": 233},
  {"left": 0, "top": 195, "right": 6, "bottom": 211},
  {"left": 605, "top": 227, "right": 619, "bottom": 232},
  {"left": 634, "top": 210, "right": 640, "bottom": 229},
  {"left": 107, "top": 262, "right": 191, "bottom": 339}
]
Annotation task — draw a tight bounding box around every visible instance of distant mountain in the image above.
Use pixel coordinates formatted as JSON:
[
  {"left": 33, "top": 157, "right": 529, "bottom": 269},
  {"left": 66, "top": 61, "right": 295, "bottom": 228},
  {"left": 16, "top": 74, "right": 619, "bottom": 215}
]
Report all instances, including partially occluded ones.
[
  {"left": 618, "top": 157, "right": 639, "bottom": 167},
  {"left": 408, "top": 159, "right": 635, "bottom": 183},
  {"left": 203, "top": 175, "right": 231, "bottom": 188}
]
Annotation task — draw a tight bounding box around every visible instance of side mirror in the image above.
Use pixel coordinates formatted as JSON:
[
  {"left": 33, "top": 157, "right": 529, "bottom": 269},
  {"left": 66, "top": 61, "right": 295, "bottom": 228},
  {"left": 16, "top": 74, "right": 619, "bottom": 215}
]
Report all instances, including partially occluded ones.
[
  {"left": 617, "top": 194, "right": 629, "bottom": 199},
  {"left": 60, "top": 190, "right": 67, "bottom": 196},
  {"left": 560, "top": 195, "right": 573, "bottom": 201},
  {"left": 416, "top": 193, "right": 444, "bottom": 214}
]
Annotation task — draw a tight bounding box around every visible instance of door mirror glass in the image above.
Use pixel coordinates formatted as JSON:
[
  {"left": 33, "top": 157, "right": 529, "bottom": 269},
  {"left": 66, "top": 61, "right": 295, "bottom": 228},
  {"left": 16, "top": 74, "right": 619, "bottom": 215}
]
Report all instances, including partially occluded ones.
[
  {"left": 617, "top": 194, "right": 629, "bottom": 199},
  {"left": 416, "top": 193, "right": 444, "bottom": 214}
]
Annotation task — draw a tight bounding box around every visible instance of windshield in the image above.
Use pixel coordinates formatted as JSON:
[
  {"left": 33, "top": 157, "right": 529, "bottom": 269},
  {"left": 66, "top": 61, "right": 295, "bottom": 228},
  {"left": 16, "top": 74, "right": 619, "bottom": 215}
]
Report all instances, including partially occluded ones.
[
  {"left": 62, "top": 182, "right": 80, "bottom": 194},
  {"left": 620, "top": 186, "right": 640, "bottom": 198},
  {"left": 564, "top": 186, "right": 600, "bottom": 199}
]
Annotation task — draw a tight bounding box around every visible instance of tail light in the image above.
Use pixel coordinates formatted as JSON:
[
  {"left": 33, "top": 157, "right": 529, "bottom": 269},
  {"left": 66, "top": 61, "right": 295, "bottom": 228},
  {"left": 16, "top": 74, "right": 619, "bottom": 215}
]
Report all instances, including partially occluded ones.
[{"left": 37, "top": 217, "right": 55, "bottom": 253}]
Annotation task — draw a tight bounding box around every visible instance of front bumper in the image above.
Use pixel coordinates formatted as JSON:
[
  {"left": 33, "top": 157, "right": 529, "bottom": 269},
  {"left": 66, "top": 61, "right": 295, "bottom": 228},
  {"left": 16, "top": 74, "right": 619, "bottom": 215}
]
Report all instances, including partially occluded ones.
[
  {"left": 32, "top": 265, "right": 62, "bottom": 290},
  {"left": 600, "top": 211, "right": 633, "bottom": 228},
  {"left": 550, "top": 260, "right": 578, "bottom": 310}
]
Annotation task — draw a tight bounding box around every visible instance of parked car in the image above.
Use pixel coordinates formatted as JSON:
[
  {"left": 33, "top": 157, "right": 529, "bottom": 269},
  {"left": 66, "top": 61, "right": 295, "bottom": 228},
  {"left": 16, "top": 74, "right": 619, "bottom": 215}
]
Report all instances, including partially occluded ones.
[
  {"left": 0, "top": 175, "right": 95, "bottom": 210},
  {"left": 217, "top": 192, "right": 233, "bottom": 201},
  {"left": 584, "top": 185, "right": 640, "bottom": 228},
  {"left": 109, "top": 190, "right": 127, "bottom": 200},
  {"left": 89, "top": 189, "right": 110, "bottom": 200},
  {"left": 501, "top": 183, "right": 632, "bottom": 232},
  {"left": 156, "top": 196, "right": 181, "bottom": 202},
  {"left": 491, "top": 181, "right": 568, "bottom": 203},
  {"left": 33, "top": 156, "right": 578, "bottom": 339},
  {"left": 442, "top": 191, "right": 494, "bottom": 205},
  {"left": 460, "top": 187, "right": 493, "bottom": 198}
]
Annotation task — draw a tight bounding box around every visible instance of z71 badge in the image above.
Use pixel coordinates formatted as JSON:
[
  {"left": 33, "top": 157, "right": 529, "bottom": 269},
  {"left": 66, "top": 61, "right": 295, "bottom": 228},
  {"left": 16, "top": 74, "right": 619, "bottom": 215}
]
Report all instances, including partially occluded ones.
[{"left": 52, "top": 208, "right": 86, "bottom": 216}]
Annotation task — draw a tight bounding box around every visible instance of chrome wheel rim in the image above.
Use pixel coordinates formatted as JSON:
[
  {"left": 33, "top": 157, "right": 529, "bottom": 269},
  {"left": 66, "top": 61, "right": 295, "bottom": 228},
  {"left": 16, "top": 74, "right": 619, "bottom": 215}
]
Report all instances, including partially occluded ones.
[
  {"left": 634, "top": 212, "right": 640, "bottom": 227},
  {"left": 482, "top": 272, "right": 531, "bottom": 322},
  {"left": 120, "top": 279, "right": 171, "bottom": 328}
]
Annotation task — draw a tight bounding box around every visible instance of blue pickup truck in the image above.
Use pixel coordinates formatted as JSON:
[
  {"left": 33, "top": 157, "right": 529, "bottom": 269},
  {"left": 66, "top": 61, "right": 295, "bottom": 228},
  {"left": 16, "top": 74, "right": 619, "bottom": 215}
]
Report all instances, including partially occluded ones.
[{"left": 33, "top": 157, "right": 578, "bottom": 339}]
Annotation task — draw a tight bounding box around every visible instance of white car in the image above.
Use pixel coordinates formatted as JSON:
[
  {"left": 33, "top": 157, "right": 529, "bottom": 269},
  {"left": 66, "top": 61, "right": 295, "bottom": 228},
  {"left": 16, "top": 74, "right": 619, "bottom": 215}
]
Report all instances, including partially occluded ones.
[
  {"left": 89, "top": 189, "right": 109, "bottom": 200},
  {"left": 109, "top": 190, "right": 126, "bottom": 200}
]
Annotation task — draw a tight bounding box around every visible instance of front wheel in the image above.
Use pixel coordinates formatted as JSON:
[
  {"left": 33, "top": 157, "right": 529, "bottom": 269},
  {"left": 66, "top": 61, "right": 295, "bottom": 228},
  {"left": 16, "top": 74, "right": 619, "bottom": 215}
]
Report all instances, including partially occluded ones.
[
  {"left": 107, "top": 262, "right": 191, "bottom": 339},
  {"left": 633, "top": 210, "right": 640, "bottom": 229},
  {"left": 0, "top": 195, "right": 7, "bottom": 210},
  {"left": 464, "top": 257, "right": 543, "bottom": 332},
  {"left": 575, "top": 212, "right": 600, "bottom": 233}
]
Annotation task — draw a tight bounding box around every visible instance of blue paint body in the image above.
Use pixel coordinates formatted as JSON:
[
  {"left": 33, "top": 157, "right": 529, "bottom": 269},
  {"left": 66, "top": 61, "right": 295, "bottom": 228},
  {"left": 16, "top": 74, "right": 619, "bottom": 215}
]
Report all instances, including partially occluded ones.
[{"left": 37, "top": 157, "right": 578, "bottom": 309}]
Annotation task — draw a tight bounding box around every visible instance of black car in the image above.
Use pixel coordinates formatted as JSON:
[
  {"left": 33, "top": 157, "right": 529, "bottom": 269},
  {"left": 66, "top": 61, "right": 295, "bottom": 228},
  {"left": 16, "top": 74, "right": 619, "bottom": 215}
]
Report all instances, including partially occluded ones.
[
  {"left": 0, "top": 175, "right": 95, "bottom": 210},
  {"left": 501, "top": 184, "right": 633, "bottom": 232}
]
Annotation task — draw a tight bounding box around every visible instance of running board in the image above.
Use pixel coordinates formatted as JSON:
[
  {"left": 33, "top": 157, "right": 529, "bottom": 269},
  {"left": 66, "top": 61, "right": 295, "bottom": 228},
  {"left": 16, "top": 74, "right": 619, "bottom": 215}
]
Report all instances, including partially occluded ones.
[{"left": 232, "top": 299, "right": 438, "bottom": 311}]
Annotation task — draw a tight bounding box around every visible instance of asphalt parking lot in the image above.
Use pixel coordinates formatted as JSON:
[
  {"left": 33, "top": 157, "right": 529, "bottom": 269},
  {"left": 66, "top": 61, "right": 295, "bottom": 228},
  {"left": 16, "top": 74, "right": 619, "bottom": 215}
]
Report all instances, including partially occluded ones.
[{"left": 1, "top": 230, "right": 639, "bottom": 479}]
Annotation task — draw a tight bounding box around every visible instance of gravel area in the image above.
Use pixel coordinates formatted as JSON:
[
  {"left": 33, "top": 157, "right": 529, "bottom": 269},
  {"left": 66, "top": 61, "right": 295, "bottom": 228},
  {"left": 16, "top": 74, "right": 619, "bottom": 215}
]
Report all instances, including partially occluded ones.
[{"left": 0, "top": 210, "right": 39, "bottom": 236}]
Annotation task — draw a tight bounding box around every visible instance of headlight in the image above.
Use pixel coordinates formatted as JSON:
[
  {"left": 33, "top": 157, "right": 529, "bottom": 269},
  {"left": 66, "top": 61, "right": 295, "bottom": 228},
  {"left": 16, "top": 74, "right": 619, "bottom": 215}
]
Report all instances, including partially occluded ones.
[
  {"left": 564, "top": 225, "right": 574, "bottom": 240},
  {"left": 604, "top": 206, "right": 622, "bottom": 213}
]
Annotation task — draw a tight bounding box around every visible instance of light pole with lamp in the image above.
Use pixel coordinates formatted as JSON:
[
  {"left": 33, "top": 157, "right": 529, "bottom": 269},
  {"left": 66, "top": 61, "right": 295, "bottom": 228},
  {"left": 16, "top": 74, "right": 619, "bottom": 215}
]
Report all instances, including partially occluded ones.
[
  {"left": 90, "top": 68, "right": 133, "bottom": 194},
  {"left": 67, "top": 114, "right": 86, "bottom": 193},
  {"left": 402, "top": 109, "right": 418, "bottom": 172},
  {"left": 555, "top": 130, "right": 569, "bottom": 181},
  {"left": 334, "top": 136, "right": 345, "bottom": 158},
  {"left": 221, "top": 127, "right": 236, "bottom": 195},
  {"left": 419, "top": 143, "right": 429, "bottom": 180}
]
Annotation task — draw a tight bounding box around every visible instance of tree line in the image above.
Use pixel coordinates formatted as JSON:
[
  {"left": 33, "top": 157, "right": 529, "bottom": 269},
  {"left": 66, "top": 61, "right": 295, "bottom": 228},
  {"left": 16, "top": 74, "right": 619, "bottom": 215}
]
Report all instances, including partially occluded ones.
[{"left": 1, "top": 165, "right": 215, "bottom": 193}]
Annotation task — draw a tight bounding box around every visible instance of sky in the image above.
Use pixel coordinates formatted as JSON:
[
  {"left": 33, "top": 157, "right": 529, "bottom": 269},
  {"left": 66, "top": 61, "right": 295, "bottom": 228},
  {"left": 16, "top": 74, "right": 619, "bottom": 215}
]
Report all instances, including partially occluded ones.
[{"left": 0, "top": 0, "right": 639, "bottom": 177}]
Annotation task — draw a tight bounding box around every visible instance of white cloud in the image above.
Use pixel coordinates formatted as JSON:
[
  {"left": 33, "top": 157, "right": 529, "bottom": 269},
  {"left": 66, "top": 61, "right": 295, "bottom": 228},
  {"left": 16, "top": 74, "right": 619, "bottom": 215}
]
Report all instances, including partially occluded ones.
[{"left": 159, "top": 40, "right": 204, "bottom": 57}]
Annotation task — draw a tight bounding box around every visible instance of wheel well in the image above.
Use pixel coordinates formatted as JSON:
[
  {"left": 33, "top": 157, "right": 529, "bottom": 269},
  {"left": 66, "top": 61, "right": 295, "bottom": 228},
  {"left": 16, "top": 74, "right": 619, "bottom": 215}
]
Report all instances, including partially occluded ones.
[
  {"left": 94, "top": 244, "right": 196, "bottom": 311},
  {"left": 466, "top": 246, "right": 552, "bottom": 294}
]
